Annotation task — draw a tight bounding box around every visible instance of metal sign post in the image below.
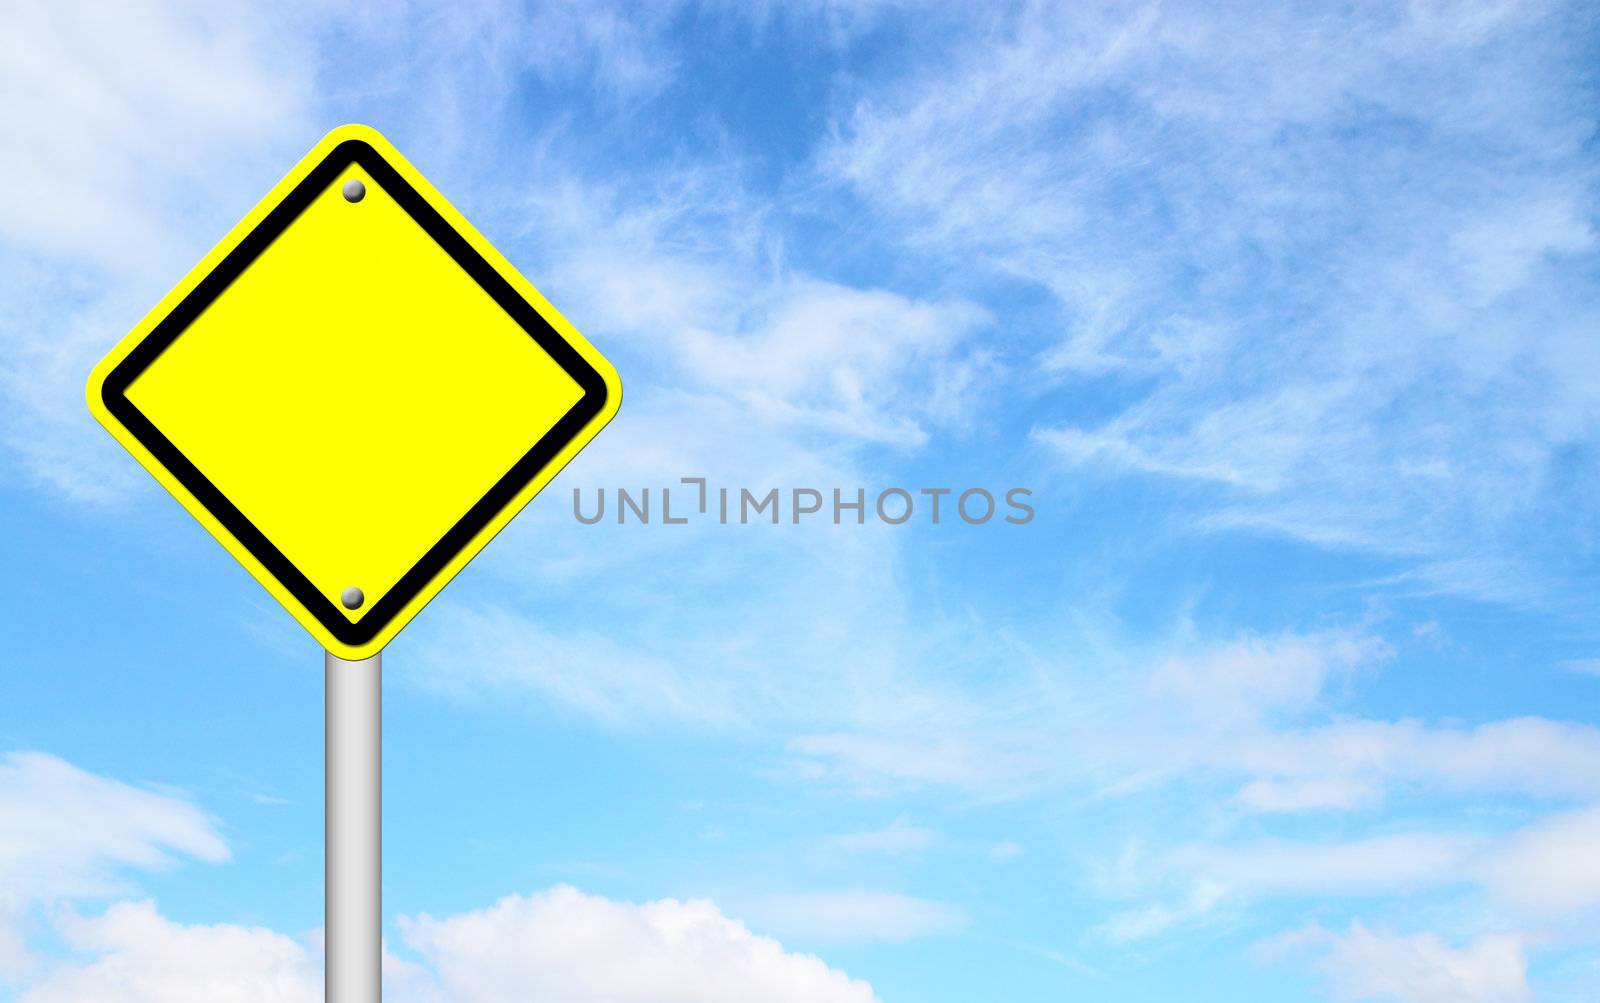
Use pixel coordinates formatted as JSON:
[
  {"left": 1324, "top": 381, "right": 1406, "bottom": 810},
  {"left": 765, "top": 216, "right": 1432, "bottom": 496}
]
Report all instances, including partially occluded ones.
[{"left": 326, "top": 651, "right": 381, "bottom": 1002}]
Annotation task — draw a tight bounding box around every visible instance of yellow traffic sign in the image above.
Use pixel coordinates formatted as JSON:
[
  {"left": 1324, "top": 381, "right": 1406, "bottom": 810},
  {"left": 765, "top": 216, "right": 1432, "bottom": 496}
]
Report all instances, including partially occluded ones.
[{"left": 87, "top": 125, "right": 621, "bottom": 659}]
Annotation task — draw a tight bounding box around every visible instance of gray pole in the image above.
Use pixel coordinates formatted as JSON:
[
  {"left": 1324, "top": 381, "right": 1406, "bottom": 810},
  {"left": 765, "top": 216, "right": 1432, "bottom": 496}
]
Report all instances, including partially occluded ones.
[{"left": 326, "top": 650, "right": 381, "bottom": 1002}]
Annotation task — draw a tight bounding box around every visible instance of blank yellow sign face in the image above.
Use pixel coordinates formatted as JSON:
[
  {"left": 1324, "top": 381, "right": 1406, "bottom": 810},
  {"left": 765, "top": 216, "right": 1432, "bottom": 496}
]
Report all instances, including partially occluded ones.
[{"left": 87, "top": 125, "right": 620, "bottom": 658}]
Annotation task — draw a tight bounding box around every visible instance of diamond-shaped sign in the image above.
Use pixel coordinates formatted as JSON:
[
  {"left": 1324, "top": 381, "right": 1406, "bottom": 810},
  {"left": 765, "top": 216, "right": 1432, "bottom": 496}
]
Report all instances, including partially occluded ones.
[{"left": 87, "top": 125, "right": 621, "bottom": 658}]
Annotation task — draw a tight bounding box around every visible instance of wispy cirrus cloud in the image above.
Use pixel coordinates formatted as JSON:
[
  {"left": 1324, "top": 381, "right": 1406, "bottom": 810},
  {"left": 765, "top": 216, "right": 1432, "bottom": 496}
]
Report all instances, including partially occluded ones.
[
  {"left": 504, "top": 157, "right": 998, "bottom": 448},
  {"left": 739, "top": 890, "right": 966, "bottom": 945},
  {"left": 822, "top": 816, "right": 937, "bottom": 855},
  {"left": 1092, "top": 798, "right": 1600, "bottom": 957},
  {"left": 0, "top": 0, "right": 327, "bottom": 502},
  {"left": 787, "top": 627, "right": 1600, "bottom": 805},
  {"left": 1257, "top": 923, "right": 1533, "bottom": 1003},
  {"left": 1557, "top": 658, "right": 1600, "bottom": 678},
  {"left": 820, "top": 1, "right": 1600, "bottom": 601},
  {"left": 0, "top": 752, "right": 228, "bottom": 981}
]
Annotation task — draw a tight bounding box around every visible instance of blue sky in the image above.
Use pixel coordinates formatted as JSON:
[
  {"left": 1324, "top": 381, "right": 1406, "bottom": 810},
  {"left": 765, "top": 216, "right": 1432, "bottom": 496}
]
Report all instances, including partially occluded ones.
[{"left": 3, "top": 1, "right": 1600, "bottom": 1000}]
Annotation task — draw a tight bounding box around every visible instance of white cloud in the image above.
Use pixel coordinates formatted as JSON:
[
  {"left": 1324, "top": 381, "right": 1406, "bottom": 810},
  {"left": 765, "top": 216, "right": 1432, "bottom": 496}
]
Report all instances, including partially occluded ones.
[
  {"left": 787, "top": 732, "right": 1023, "bottom": 793},
  {"left": 788, "top": 627, "right": 1600, "bottom": 807},
  {"left": 1220, "top": 716, "right": 1600, "bottom": 802},
  {"left": 1099, "top": 878, "right": 1230, "bottom": 944},
  {"left": 673, "top": 279, "right": 992, "bottom": 448},
  {"left": 1558, "top": 658, "right": 1600, "bottom": 678},
  {"left": 14, "top": 888, "right": 879, "bottom": 1003},
  {"left": 774, "top": 625, "right": 1600, "bottom": 950},
  {"left": 0, "top": 285, "right": 147, "bottom": 504},
  {"left": 1233, "top": 777, "right": 1381, "bottom": 813},
  {"left": 743, "top": 890, "right": 966, "bottom": 944},
  {"left": 1171, "top": 833, "right": 1484, "bottom": 898},
  {"left": 0, "top": 752, "right": 227, "bottom": 964},
  {"left": 410, "top": 602, "right": 733, "bottom": 727},
  {"left": 1474, "top": 804, "right": 1600, "bottom": 915},
  {"left": 0, "top": 752, "right": 229, "bottom": 987},
  {"left": 1112, "top": 802, "right": 1600, "bottom": 942},
  {"left": 1262, "top": 923, "right": 1532, "bottom": 1003},
  {"left": 0, "top": 754, "right": 914, "bottom": 997},
  {"left": 989, "top": 840, "right": 1024, "bottom": 862},
  {"left": 0, "top": 751, "right": 876, "bottom": 1003},
  {"left": 18, "top": 902, "right": 321, "bottom": 1003},
  {"left": 0, "top": 751, "right": 877, "bottom": 1001},
  {"left": 396, "top": 885, "right": 878, "bottom": 1003},
  {"left": 824, "top": 816, "right": 937, "bottom": 855},
  {"left": 1146, "top": 631, "right": 1389, "bottom": 727},
  {"left": 1072, "top": 637, "right": 1600, "bottom": 935}
]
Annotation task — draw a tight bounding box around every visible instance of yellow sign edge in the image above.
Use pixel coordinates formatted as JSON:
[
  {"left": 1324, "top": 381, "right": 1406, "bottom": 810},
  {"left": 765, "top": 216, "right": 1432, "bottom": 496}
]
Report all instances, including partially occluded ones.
[{"left": 86, "top": 124, "right": 622, "bottom": 659}]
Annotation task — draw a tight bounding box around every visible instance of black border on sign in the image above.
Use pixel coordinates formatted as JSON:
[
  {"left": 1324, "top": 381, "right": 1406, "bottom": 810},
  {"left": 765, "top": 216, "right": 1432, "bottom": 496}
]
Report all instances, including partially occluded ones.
[{"left": 101, "top": 140, "right": 607, "bottom": 647}]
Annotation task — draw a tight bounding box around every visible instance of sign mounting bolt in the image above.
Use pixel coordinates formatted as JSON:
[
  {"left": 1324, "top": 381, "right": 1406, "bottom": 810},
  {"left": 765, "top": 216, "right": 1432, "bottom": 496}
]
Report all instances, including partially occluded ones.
[
  {"left": 342, "top": 180, "right": 365, "bottom": 203},
  {"left": 341, "top": 587, "right": 365, "bottom": 610}
]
